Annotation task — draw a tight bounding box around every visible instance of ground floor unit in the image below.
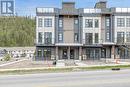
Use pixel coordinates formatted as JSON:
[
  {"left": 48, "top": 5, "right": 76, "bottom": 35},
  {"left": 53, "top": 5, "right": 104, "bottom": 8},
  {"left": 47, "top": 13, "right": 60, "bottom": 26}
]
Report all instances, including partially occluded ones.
[{"left": 35, "top": 45, "right": 130, "bottom": 61}]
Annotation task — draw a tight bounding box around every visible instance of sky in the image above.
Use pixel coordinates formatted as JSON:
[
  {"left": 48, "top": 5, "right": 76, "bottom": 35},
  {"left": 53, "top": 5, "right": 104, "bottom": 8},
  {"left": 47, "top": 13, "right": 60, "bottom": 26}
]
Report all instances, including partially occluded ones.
[{"left": 15, "top": 0, "right": 130, "bottom": 16}]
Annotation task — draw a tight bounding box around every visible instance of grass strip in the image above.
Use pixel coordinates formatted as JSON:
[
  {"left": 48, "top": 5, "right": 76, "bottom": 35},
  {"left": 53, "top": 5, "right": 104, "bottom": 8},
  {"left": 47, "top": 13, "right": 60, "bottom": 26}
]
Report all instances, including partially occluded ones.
[{"left": 0, "top": 64, "right": 130, "bottom": 75}]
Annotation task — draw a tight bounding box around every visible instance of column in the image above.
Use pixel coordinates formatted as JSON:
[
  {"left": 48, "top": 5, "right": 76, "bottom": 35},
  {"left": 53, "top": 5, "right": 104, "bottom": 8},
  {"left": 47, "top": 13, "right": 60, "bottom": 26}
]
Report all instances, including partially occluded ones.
[
  {"left": 79, "top": 47, "right": 82, "bottom": 60},
  {"left": 68, "top": 47, "right": 70, "bottom": 60},
  {"left": 56, "top": 47, "right": 59, "bottom": 60},
  {"left": 111, "top": 45, "right": 115, "bottom": 59}
]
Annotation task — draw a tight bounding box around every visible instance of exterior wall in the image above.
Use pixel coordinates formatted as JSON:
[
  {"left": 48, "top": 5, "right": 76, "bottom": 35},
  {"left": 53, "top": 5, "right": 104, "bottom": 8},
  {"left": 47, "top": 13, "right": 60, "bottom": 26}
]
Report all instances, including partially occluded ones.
[
  {"left": 63, "top": 16, "right": 74, "bottom": 43},
  {"left": 36, "top": 16, "right": 55, "bottom": 44},
  {"left": 82, "top": 16, "right": 102, "bottom": 44}
]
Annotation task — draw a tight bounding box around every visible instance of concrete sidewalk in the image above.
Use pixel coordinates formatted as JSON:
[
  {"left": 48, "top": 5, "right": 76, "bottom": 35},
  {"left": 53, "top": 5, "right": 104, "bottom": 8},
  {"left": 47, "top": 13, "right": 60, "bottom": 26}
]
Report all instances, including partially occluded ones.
[{"left": 0, "top": 59, "right": 27, "bottom": 67}]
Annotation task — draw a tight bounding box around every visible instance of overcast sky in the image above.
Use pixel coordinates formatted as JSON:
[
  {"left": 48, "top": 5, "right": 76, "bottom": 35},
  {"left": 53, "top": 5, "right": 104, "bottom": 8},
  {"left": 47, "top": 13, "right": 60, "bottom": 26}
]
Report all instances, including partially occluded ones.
[{"left": 15, "top": 0, "right": 130, "bottom": 16}]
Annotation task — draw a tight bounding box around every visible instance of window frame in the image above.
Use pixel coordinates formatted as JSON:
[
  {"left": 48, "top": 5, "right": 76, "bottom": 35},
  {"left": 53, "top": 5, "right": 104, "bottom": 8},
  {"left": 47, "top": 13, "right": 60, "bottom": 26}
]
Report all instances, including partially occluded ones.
[
  {"left": 85, "top": 19, "right": 93, "bottom": 28},
  {"left": 117, "top": 18, "right": 125, "bottom": 27},
  {"left": 95, "top": 33, "right": 99, "bottom": 43},
  {"left": 94, "top": 19, "right": 99, "bottom": 28},
  {"left": 38, "top": 18, "right": 43, "bottom": 27},
  {"left": 59, "top": 19, "right": 63, "bottom": 28},
  {"left": 38, "top": 32, "right": 42, "bottom": 43},
  {"left": 44, "top": 32, "right": 52, "bottom": 44},
  {"left": 126, "top": 18, "right": 130, "bottom": 27},
  {"left": 44, "top": 18, "right": 52, "bottom": 27},
  {"left": 58, "top": 33, "right": 63, "bottom": 42}
]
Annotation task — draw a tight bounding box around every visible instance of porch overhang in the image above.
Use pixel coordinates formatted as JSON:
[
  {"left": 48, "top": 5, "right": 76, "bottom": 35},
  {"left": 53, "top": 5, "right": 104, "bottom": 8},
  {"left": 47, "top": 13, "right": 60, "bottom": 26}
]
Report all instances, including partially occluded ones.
[
  {"left": 55, "top": 43, "right": 83, "bottom": 46},
  {"left": 102, "top": 42, "right": 116, "bottom": 45}
]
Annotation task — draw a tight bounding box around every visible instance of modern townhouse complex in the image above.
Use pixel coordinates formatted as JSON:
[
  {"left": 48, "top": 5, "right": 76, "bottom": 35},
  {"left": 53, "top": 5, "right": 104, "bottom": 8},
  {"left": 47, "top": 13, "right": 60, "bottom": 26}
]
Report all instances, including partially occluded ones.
[{"left": 35, "top": 1, "right": 130, "bottom": 61}]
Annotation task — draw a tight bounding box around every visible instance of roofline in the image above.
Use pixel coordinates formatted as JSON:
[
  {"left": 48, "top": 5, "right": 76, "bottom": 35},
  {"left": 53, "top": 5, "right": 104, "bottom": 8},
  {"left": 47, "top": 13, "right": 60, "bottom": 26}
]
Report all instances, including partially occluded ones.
[{"left": 62, "top": 2, "right": 75, "bottom": 4}]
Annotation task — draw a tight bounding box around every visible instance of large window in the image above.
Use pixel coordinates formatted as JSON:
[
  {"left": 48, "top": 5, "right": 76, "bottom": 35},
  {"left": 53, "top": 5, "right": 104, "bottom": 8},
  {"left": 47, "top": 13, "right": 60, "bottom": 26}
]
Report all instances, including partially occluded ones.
[
  {"left": 58, "top": 33, "right": 63, "bottom": 42},
  {"left": 38, "top": 18, "right": 43, "bottom": 27},
  {"left": 85, "top": 19, "right": 93, "bottom": 28},
  {"left": 86, "top": 48, "right": 100, "bottom": 60},
  {"left": 44, "top": 32, "right": 52, "bottom": 44},
  {"left": 38, "top": 32, "right": 42, "bottom": 43},
  {"left": 117, "top": 18, "right": 125, "bottom": 27},
  {"left": 44, "top": 18, "right": 52, "bottom": 27},
  {"left": 126, "top": 18, "right": 130, "bottom": 27},
  {"left": 94, "top": 19, "right": 99, "bottom": 28},
  {"left": 85, "top": 33, "right": 93, "bottom": 45},
  {"left": 126, "top": 32, "right": 130, "bottom": 42},
  {"left": 95, "top": 33, "right": 99, "bottom": 43},
  {"left": 117, "top": 32, "right": 124, "bottom": 44}
]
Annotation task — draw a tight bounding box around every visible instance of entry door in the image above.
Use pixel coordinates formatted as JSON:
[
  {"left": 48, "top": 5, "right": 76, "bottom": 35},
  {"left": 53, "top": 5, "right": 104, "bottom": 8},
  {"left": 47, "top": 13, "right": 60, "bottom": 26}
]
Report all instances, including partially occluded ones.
[
  {"left": 63, "top": 49, "right": 67, "bottom": 59},
  {"left": 70, "top": 49, "right": 74, "bottom": 59}
]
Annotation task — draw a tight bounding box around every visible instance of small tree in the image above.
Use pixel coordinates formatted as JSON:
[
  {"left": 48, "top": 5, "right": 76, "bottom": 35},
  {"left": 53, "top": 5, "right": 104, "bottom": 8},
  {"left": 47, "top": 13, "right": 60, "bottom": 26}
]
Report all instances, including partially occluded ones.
[{"left": 4, "top": 54, "right": 11, "bottom": 61}]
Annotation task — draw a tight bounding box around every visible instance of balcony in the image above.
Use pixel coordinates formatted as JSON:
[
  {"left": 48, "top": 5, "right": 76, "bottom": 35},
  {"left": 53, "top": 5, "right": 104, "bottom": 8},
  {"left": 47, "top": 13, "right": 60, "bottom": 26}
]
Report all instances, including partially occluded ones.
[{"left": 82, "top": 39, "right": 102, "bottom": 47}]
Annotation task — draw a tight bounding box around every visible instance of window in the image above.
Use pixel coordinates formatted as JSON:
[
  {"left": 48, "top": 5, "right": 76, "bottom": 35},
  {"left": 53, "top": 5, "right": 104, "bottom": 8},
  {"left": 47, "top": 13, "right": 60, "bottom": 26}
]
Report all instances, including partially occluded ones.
[
  {"left": 75, "top": 19, "right": 78, "bottom": 24},
  {"left": 38, "top": 32, "right": 42, "bottom": 43},
  {"left": 58, "top": 33, "right": 63, "bottom": 41},
  {"left": 95, "top": 33, "right": 99, "bottom": 43},
  {"left": 38, "top": 18, "right": 43, "bottom": 27},
  {"left": 106, "top": 18, "right": 110, "bottom": 27},
  {"left": 117, "top": 32, "right": 124, "bottom": 44},
  {"left": 85, "top": 33, "right": 93, "bottom": 45},
  {"left": 101, "top": 48, "right": 106, "bottom": 58},
  {"left": 117, "top": 18, "right": 125, "bottom": 27},
  {"left": 126, "top": 18, "right": 130, "bottom": 27},
  {"left": 106, "top": 32, "right": 110, "bottom": 40},
  {"left": 43, "top": 49, "right": 51, "bottom": 60},
  {"left": 44, "top": 32, "right": 52, "bottom": 44},
  {"left": 59, "top": 19, "right": 63, "bottom": 27},
  {"left": 44, "top": 18, "right": 52, "bottom": 27},
  {"left": 85, "top": 19, "right": 93, "bottom": 28},
  {"left": 74, "top": 33, "right": 79, "bottom": 42},
  {"left": 126, "top": 32, "right": 130, "bottom": 42},
  {"left": 95, "top": 19, "right": 99, "bottom": 28},
  {"left": 37, "top": 50, "right": 42, "bottom": 57}
]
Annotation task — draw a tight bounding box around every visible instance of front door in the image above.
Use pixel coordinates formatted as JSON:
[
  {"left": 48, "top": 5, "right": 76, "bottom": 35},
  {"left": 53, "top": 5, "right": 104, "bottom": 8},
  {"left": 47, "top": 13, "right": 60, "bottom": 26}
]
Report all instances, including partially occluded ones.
[
  {"left": 63, "top": 49, "right": 67, "bottom": 59},
  {"left": 70, "top": 49, "right": 74, "bottom": 59}
]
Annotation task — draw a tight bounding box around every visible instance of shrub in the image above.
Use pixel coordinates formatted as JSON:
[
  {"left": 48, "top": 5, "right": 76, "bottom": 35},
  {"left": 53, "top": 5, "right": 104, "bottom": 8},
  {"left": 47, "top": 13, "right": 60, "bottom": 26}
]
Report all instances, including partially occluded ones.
[{"left": 4, "top": 54, "right": 11, "bottom": 61}]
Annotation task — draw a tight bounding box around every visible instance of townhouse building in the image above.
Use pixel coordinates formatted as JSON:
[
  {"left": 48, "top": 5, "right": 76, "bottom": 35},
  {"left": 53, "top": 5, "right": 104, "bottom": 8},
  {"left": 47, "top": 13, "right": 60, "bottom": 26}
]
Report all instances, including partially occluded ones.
[{"left": 35, "top": 1, "right": 130, "bottom": 61}]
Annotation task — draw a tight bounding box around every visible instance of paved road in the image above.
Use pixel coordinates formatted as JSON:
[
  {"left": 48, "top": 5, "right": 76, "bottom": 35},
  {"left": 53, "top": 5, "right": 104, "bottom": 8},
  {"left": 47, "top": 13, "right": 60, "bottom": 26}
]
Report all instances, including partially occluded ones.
[{"left": 0, "top": 69, "right": 130, "bottom": 87}]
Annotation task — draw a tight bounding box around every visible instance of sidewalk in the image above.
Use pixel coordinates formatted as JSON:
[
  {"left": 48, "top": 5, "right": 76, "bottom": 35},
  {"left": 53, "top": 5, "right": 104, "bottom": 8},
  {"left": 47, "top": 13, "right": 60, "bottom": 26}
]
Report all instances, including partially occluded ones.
[
  {"left": 0, "top": 63, "right": 130, "bottom": 72},
  {"left": 0, "top": 59, "right": 27, "bottom": 67}
]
